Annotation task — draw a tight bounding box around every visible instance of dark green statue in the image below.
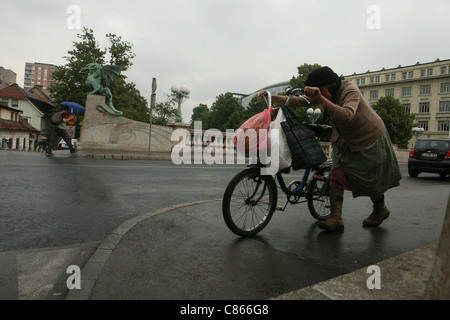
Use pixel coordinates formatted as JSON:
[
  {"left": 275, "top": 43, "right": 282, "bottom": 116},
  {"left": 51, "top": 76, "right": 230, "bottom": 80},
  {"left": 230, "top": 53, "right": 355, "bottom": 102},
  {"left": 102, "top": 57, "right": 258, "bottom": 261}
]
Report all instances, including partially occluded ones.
[{"left": 82, "top": 63, "right": 124, "bottom": 116}]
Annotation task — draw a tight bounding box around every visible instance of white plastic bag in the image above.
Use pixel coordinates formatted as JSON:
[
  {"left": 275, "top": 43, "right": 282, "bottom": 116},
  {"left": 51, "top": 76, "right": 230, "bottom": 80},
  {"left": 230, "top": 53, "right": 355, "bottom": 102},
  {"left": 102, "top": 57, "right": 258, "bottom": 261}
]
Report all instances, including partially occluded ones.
[{"left": 268, "top": 108, "right": 291, "bottom": 172}]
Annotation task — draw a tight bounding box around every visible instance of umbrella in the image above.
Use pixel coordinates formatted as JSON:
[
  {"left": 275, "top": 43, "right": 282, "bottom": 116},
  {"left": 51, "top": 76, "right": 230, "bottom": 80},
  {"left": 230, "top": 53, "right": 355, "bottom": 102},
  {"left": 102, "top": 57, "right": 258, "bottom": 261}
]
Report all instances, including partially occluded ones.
[{"left": 61, "top": 102, "right": 86, "bottom": 114}]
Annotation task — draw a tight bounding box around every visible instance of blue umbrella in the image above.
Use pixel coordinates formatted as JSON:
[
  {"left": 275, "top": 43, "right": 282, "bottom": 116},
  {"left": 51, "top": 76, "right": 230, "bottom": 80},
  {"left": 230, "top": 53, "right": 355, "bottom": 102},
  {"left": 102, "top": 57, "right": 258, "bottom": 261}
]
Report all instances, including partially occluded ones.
[{"left": 61, "top": 102, "right": 86, "bottom": 114}]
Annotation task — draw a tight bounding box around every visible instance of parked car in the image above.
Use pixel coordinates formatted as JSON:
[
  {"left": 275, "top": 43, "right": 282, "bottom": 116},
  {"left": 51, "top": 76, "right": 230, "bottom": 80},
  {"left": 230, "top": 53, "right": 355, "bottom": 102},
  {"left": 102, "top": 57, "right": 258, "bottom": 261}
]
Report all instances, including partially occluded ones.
[{"left": 408, "top": 139, "right": 450, "bottom": 178}]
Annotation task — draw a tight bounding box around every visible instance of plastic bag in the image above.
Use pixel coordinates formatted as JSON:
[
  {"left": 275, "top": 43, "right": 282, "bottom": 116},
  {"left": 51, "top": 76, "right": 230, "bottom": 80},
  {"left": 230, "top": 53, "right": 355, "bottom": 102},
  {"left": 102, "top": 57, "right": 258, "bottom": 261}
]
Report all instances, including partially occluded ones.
[
  {"left": 267, "top": 107, "right": 292, "bottom": 171},
  {"left": 234, "top": 106, "right": 273, "bottom": 154}
]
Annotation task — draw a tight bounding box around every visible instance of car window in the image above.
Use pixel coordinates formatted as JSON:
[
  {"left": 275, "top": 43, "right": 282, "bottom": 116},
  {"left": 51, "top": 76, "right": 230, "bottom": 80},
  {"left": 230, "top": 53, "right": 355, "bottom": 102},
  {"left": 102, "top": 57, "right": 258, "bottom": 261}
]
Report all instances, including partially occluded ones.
[{"left": 416, "top": 140, "right": 450, "bottom": 150}]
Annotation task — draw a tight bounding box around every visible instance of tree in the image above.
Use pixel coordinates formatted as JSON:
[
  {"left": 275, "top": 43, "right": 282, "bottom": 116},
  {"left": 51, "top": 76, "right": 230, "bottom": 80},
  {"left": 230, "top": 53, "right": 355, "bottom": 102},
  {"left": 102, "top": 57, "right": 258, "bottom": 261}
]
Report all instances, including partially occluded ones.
[
  {"left": 50, "top": 27, "right": 148, "bottom": 136},
  {"left": 289, "top": 63, "right": 323, "bottom": 89},
  {"left": 373, "top": 95, "right": 415, "bottom": 149},
  {"left": 208, "top": 92, "right": 245, "bottom": 132},
  {"left": 50, "top": 27, "right": 105, "bottom": 105},
  {"left": 152, "top": 94, "right": 178, "bottom": 125},
  {"left": 288, "top": 63, "right": 325, "bottom": 127},
  {"left": 243, "top": 95, "right": 267, "bottom": 120},
  {"left": 190, "top": 104, "right": 210, "bottom": 128}
]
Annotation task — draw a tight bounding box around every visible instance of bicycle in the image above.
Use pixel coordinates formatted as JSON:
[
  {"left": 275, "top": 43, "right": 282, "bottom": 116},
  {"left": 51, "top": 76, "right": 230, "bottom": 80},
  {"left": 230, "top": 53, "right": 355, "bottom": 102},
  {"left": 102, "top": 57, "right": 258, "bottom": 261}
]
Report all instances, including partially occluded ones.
[{"left": 222, "top": 89, "right": 333, "bottom": 237}]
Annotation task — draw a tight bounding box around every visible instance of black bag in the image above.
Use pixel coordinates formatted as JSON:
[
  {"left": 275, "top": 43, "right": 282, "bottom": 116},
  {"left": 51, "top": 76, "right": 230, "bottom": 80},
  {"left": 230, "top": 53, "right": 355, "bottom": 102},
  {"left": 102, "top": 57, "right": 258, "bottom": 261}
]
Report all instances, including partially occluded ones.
[
  {"left": 51, "top": 111, "right": 63, "bottom": 125},
  {"left": 280, "top": 106, "right": 327, "bottom": 170}
]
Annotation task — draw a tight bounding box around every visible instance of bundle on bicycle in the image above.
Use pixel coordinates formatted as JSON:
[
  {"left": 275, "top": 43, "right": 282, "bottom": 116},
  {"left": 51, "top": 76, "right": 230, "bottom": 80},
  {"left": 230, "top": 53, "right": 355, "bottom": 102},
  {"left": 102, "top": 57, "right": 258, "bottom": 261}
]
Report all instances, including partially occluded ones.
[{"left": 222, "top": 89, "right": 333, "bottom": 237}]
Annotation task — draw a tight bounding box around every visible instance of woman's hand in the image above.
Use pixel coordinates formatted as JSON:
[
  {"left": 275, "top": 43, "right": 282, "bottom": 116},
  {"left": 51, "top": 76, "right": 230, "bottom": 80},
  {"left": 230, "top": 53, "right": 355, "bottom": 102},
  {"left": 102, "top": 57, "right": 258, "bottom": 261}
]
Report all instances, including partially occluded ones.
[
  {"left": 304, "top": 86, "right": 321, "bottom": 103},
  {"left": 258, "top": 90, "right": 267, "bottom": 99}
]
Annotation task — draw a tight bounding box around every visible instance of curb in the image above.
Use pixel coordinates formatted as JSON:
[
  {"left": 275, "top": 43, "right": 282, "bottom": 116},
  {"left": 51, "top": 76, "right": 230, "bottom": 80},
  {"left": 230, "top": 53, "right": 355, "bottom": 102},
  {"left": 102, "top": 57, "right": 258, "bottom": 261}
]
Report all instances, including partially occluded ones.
[{"left": 65, "top": 199, "right": 222, "bottom": 300}]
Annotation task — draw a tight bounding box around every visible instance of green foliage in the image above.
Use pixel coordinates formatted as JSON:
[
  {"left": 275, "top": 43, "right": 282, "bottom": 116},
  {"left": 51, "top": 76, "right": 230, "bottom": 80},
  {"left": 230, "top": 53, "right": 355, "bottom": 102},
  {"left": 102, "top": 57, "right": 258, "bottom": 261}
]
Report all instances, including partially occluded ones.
[
  {"left": 49, "top": 27, "right": 148, "bottom": 136},
  {"left": 289, "top": 63, "right": 323, "bottom": 88},
  {"left": 373, "top": 95, "right": 415, "bottom": 149},
  {"left": 152, "top": 94, "right": 178, "bottom": 125},
  {"left": 208, "top": 93, "right": 245, "bottom": 132},
  {"left": 190, "top": 104, "right": 210, "bottom": 128}
]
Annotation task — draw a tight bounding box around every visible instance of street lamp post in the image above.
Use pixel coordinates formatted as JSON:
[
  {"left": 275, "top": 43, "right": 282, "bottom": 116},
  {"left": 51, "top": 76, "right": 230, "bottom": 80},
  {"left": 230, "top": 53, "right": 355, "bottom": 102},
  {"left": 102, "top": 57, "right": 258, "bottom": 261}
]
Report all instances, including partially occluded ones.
[
  {"left": 412, "top": 127, "right": 424, "bottom": 146},
  {"left": 171, "top": 85, "right": 190, "bottom": 123},
  {"left": 307, "top": 107, "right": 322, "bottom": 124}
]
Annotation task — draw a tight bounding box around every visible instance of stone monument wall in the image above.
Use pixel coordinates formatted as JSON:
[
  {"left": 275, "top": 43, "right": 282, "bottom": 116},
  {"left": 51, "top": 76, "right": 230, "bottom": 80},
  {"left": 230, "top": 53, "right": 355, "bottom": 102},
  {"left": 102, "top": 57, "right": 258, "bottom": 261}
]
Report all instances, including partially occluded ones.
[{"left": 78, "top": 94, "right": 173, "bottom": 152}]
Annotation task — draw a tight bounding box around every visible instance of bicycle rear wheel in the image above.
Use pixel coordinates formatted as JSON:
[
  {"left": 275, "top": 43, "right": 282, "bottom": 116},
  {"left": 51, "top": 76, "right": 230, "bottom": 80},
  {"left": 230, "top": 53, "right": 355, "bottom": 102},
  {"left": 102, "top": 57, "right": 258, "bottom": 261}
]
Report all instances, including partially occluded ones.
[
  {"left": 307, "top": 166, "right": 331, "bottom": 220},
  {"left": 222, "top": 168, "right": 277, "bottom": 236}
]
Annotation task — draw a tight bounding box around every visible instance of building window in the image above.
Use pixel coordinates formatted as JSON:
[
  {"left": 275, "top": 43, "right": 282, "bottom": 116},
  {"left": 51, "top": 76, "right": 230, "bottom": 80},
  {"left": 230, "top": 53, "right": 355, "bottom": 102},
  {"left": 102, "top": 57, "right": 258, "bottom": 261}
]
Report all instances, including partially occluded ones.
[
  {"left": 420, "top": 69, "right": 426, "bottom": 77},
  {"left": 391, "top": 74, "right": 396, "bottom": 81},
  {"left": 370, "top": 90, "right": 378, "bottom": 100},
  {"left": 370, "top": 76, "right": 375, "bottom": 84},
  {"left": 385, "top": 74, "right": 390, "bottom": 82},
  {"left": 441, "top": 66, "right": 448, "bottom": 75},
  {"left": 402, "top": 87, "right": 412, "bottom": 97},
  {"left": 420, "top": 85, "right": 431, "bottom": 95},
  {"left": 361, "top": 78, "right": 365, "bottom": 85},
  {"left": 438, "top": 121, "right": 450, "bottom": 132},
  {"left": 439, "top": 101, "right": 450, "bottom": 113},
  {"left": 375, "top": 75, "right": 380, "bottom": 83},
  {"left": 441, "top": 82, "right": 450, "bottom": 94},
  {"left": 419, "top": 102, "right": 430, "bottom": 113},
  {"left": 12, "top": 99, "right": 18, "bottom": 107},
  {"left": 418, "top": 121, "right": 429, "bottom": 131},
  {"left": 356, "top": 79, "right": 360, "bottom": 86},
  {"left": 408, "top": 71, "right": 414, "bottom": 79},
  {"left": 385, "top": 88, "right": 394, "bottom": 97},
  {"left": 403, "top": 103, "right": 411, "bottom": 113},
  {"left": 427, "top": 68, "right": 433, "bottom": 76},
  {"left": 402, "top": 72, "right": 407, "bottom": 80}
]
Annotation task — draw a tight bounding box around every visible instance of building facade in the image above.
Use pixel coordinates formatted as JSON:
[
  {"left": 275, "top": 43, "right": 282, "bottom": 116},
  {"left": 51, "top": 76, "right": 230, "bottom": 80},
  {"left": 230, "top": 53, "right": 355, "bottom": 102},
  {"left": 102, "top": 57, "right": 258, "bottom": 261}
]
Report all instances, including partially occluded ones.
[
  {"left": 0, "top": 102, "right": 39, "bottom": 151},
  {"left": 345, "top": 58, "right": 450, "bottom": 144},
  {"left": 24, "top": 62, "right": 56, "bottom": 90},
  {"left": 241, "top": 80, "right": 290, "bottom": 108},
  {"left": 0, "top": 67, "right": 17, "bottom": 85},
  {"left": 0, "top": 83, "right": 55, "bottom": 139}
]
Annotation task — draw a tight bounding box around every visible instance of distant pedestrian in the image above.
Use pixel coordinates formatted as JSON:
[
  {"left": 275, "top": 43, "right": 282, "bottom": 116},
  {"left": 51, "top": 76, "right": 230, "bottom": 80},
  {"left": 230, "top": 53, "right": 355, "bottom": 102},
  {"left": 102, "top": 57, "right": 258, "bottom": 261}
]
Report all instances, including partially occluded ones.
[{"left": 46, "top": 106, "right": 77, "bottom": 156}]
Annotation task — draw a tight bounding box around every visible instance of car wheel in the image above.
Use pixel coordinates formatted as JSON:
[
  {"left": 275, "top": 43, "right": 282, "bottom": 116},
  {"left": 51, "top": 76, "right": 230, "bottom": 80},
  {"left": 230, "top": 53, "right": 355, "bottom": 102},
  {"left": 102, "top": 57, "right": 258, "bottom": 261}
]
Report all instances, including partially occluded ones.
[
  {"left": 408, "top": 169, "right": 419, "bottom": 178},
  {"left": 439, "top": 173, "right": 448, "bottom": 179}
]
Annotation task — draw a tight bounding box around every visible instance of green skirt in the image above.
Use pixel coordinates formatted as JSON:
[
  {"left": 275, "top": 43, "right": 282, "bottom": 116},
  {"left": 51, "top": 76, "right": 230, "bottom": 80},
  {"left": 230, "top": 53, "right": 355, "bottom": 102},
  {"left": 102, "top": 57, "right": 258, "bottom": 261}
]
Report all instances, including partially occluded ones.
[{"left": 331, "top": 129, "right": 402, "bottom": 198}]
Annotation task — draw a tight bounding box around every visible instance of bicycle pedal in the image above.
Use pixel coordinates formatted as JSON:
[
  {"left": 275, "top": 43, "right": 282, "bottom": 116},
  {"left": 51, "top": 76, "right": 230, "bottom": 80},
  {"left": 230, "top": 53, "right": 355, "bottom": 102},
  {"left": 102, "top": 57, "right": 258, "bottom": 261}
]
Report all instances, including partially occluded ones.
[
  {"left": 313, "top": 174, "right": 326, "bottom": 181},
  {"left": 275, "top": 206, "right": 284, "bottom": 211}
]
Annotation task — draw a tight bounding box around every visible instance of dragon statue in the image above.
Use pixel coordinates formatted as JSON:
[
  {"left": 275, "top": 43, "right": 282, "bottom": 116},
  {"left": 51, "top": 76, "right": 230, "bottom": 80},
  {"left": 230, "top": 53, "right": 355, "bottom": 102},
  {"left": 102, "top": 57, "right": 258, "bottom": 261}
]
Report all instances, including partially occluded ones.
[{"left": 82, "top": 63, "right": 125, "bottom": 116}]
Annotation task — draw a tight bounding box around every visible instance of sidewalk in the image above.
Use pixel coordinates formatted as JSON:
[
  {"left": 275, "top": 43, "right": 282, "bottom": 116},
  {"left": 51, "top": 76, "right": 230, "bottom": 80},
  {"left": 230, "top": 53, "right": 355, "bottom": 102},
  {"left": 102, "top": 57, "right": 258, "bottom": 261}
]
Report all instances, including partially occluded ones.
[
  {"left": 64, "top": 149, "right": 435, "bottom": 300},
  {"left": 66, "top": 197, "right": 438, "bottom": 300},
  {"left": 78, "top": 149, "right": 173, "bottom": 161}
]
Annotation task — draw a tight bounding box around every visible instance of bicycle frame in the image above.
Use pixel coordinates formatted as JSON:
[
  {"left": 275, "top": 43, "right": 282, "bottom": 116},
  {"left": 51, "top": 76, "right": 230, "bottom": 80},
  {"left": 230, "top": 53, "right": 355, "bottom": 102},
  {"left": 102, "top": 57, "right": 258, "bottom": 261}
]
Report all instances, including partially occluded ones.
[
  {"left": 275, "top": 169, "right": 311, "bottom": 196},
  {"left": 222, "top": 88, "right": 332, "bottom": 236}
]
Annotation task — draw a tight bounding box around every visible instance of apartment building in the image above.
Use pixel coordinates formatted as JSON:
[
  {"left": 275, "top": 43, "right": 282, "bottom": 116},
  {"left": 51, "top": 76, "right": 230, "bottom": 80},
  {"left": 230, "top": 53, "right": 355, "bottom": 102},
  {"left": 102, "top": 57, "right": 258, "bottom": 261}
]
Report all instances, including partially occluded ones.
[
  {"left": 345, "top": 58, "right": 450, "bottom": 142},
  {"left": 24, "top": 62, "right": 57, "bottom": 90},
  {"left": 0, "top": 67, "right": 17, "bottom": 85}
]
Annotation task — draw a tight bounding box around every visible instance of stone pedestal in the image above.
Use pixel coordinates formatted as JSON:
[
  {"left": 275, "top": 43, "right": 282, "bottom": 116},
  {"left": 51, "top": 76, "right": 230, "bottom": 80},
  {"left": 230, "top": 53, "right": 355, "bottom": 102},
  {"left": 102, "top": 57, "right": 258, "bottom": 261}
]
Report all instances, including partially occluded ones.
[{"left": 78, "top": 94, "right": 173, "bottom": 152}]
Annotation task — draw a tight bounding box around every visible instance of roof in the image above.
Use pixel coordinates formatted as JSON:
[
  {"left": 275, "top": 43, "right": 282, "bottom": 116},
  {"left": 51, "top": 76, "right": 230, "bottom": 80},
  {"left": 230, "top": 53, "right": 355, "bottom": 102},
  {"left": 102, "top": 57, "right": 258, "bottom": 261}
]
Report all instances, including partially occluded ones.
[
  {"left": 29, "top": 85, "right": 54, "bottom": 104},
  {"left": 0, "top": 115, "right": 39, "bottom": 132},
  {"left": 0, "top": 83, "right": 55, "bottom": 114}
]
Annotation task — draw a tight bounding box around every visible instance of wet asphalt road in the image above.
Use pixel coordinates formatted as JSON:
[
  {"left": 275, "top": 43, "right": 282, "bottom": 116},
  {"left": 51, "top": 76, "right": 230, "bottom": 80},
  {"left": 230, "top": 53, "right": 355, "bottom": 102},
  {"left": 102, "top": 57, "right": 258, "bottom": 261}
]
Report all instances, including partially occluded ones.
[{"left": 1, "top": 150, "right": 449, "bottom": 299}]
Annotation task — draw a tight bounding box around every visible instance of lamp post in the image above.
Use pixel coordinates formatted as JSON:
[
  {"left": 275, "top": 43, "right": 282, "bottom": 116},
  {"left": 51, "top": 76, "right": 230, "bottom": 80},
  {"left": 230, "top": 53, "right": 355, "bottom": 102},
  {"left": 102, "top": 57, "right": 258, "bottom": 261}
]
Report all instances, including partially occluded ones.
[
  {"left": 412, "top": 127, "right": 424, "bottom": 146},
  {"left": 171, "top": 85, "right": 190, "bottom": 123},
  {"left": 307, "top": 108, "right": 322, "bottom": 124}
]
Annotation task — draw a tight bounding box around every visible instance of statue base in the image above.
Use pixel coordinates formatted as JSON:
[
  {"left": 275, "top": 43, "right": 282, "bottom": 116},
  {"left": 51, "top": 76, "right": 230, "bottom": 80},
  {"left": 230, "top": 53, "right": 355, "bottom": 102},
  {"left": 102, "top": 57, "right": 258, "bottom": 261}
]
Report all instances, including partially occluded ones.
[{"left": 78, "top": 94, "right": 173, "bottom": 152}]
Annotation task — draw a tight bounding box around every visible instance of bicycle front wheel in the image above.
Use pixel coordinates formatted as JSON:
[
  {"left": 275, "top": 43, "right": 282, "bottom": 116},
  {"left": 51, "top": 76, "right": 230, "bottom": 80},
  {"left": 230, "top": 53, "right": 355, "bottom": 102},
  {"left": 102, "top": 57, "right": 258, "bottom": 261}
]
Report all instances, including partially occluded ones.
[
  {"left": 307, "top": 166, "right": 332, "bottom": 221},
  {"left": 222, "top": 168, "right": 277, "bottom": 236}
]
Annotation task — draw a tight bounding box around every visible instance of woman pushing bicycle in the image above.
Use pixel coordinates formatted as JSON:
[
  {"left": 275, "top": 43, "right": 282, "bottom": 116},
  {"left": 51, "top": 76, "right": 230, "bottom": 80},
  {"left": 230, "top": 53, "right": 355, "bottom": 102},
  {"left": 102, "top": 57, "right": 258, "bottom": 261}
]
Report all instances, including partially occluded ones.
[{"left": 261, "top": 66, "right": 402, "bottom": 232}]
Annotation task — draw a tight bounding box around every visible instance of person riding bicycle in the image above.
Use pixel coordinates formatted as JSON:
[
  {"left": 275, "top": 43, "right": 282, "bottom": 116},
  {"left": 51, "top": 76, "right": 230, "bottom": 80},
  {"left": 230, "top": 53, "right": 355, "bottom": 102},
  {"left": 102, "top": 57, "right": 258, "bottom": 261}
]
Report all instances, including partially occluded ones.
[{"left": 261, "top": 66, "right": 402, "bottom": 231}]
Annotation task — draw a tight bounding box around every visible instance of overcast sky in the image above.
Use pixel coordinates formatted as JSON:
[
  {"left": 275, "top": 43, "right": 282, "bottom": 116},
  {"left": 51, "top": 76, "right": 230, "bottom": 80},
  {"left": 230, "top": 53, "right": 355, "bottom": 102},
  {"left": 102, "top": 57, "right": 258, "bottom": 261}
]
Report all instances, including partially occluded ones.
[{"left": 2, "top": 0, "right": 450, "bottom": 122}]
